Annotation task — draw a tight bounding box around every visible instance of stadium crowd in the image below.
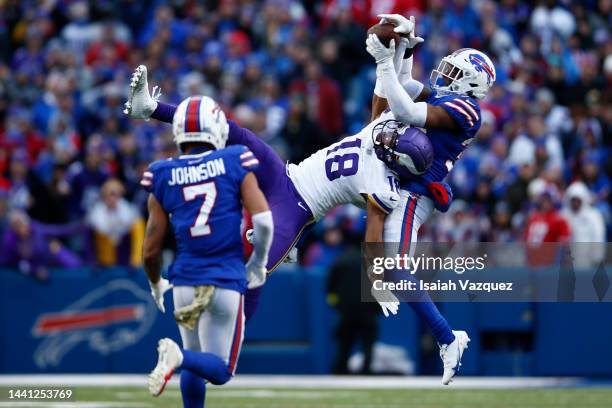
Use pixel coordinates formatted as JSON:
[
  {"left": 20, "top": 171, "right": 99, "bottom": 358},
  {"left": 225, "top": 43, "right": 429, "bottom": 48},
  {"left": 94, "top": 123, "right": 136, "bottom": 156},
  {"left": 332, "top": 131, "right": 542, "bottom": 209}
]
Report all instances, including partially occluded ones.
[{"left": 0, "top": 0, "right": 610, "bottom": 278}]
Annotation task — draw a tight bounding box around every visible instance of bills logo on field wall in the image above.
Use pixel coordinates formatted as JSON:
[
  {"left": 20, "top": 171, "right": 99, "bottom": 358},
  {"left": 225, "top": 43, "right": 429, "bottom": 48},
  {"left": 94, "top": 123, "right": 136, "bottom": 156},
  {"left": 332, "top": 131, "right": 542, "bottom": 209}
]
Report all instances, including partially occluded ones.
[{"left": 31, "top": 279, "right": 157, "bottom": 368}]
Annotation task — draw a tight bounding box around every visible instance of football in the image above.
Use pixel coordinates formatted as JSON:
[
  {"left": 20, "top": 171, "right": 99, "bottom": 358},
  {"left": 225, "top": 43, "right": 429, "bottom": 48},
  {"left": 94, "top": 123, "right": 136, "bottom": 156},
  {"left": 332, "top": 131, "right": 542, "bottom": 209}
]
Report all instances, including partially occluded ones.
[
  {"left": 396, "top": 127, "right": 434, "bottom": 175},
  {"left": 367, "top": 23, "right": 401, "bottom": 47}
]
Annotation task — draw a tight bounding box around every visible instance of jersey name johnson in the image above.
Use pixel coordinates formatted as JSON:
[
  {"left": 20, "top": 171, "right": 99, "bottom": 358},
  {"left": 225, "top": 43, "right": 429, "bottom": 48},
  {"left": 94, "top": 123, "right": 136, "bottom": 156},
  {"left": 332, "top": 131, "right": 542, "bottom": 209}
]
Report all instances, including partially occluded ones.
[
  {"left": 141, "top": 144, "right": 258, "bottom": 292},
  {"left": 167, "top": 158, "right": 226, "bottom": 186}
]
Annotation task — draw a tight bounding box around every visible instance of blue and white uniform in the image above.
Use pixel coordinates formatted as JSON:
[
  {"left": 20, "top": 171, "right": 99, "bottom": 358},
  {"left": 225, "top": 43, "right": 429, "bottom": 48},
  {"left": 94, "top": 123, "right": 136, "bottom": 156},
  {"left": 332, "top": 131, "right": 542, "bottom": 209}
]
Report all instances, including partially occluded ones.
[
  {"left": 141, "top": 143, "right": 259, "bottom": 376},
  {"left": 384, "top": 90, "right": 481, "bottom": 256}
]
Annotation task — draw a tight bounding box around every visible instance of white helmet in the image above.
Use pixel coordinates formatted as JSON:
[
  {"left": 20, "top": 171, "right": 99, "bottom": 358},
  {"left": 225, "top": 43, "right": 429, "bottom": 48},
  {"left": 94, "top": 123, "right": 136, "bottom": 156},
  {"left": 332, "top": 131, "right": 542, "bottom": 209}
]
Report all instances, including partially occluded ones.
[
  {"left": 430, "top": 48, "right": 496, "bottom": 99},
  {"left": 172, "top": 96, "right": 229, "bottom": 150}
]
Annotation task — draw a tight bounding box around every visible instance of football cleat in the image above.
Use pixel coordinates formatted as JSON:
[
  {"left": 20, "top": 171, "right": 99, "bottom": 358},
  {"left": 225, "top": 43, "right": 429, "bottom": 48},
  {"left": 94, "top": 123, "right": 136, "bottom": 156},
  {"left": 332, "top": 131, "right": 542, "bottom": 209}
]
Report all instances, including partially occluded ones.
[
  {"left": 148, "top": 338, "right": 183, "bottom": 396},
  {"left": 124, "top": 65, "right": 160, "bottom": 119},
  {"left": 439, "top": 330, "right": 470, "bottom": 385}
]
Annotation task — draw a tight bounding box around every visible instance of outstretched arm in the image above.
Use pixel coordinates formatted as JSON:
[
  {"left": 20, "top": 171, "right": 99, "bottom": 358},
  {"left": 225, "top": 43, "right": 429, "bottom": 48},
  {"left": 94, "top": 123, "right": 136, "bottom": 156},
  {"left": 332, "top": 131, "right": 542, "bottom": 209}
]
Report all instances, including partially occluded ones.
[
  {"left": 371, "top": 15, "right": 428, "bottom": 120},
  {"left": 364, "top": 199, "right": 400, "bottom": 317},
  {"left": 367, "top": 35, "right": 458, "bottom": 130},
  {"left": 241, "top": 172, "right": 273, "bottom": 288}
]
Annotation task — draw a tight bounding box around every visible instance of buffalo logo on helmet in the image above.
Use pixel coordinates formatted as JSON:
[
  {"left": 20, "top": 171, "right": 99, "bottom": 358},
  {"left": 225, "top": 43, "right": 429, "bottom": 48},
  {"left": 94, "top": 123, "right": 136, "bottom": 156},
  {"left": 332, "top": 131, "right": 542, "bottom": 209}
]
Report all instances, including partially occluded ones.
[{"left": 468, "top": 54, "right": 495, "bottom": 85}]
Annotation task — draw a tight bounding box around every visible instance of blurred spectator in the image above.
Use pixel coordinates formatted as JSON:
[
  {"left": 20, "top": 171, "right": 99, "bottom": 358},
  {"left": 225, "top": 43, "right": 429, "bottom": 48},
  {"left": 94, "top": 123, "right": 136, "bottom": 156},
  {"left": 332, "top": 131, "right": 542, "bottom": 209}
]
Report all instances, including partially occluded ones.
[
  {"left": 86, "top": 179, "right": 144, "bottom": 268},
  {"left": 525, "top": 184, "right": 570, "bottom": 266},
  {"left": 0, "top": 210, "right": 83, "bottom": 281},
  {"left": 0, "top": 0, "right": 609, "bottom": 273},
  {"left": 485, "top": 201, "right": 519, "bottom": 243},
  {"left": 281, "top": 93, "right": 326, "bottom": 163},
  {"left": 325, "top": 206, "right": 378, "bottom": 374},
  {"left": 561, "top": 181, "right": 605, "bottom": 269},
  {"left": 290, "top": 60, "right": 344, "bottom": 140},
  {"left": 327, "top": 239, "right": 379, "bottom": 375},
  {"left": 525, "top": 184, "right": 569, "bottom": 244},
  {"left": 67, "top": 136, "right": 110, "bottom": 217}
]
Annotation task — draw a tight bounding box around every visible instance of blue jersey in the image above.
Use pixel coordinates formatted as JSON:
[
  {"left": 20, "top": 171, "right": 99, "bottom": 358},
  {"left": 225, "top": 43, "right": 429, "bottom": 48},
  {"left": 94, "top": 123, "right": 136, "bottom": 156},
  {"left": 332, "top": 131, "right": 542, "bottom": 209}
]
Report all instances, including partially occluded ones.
[
  {"left": 400, "top": 90, "right": 481, "bottom": 196},
  {"left": 141, "top": 145, "right": 259, "bottom": 292}
]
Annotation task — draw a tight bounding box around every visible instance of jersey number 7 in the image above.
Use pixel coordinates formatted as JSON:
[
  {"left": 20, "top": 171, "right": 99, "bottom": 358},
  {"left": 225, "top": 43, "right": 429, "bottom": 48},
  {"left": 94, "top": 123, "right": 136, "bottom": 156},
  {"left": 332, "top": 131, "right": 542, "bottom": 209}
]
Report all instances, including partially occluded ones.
[{"left": 183, "top": 182, "right": 217, "bottom": 237}]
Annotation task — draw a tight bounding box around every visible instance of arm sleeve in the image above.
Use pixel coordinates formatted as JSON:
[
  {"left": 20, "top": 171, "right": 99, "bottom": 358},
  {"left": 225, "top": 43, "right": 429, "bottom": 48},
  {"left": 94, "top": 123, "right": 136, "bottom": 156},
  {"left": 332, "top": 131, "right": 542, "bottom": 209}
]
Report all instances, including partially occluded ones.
[
  {"left": 249, "top": 210, "right": 273, "bottom": 268},
  {"left": 439, "top": 97, "right": 481, "bottom": 133},
  {"left": 374, "top": 39, "right": 408, "bottom": 98},
  {"left": 377, "top": 60, "right": 427, "bottom": 127},
  {"left": 398, "top": 53, "right": 424, "bottom": 100}
]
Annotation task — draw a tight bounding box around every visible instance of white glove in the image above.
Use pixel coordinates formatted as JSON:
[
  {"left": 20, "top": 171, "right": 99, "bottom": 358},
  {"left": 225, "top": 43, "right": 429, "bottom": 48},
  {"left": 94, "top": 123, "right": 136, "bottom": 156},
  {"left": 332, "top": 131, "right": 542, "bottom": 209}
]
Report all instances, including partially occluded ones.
[
  {"left": 379, "top": 14, "right": 424, "bottom": 49},
  {"left": 149, "top": 278, "right": 173, "bottom": 313},
  {"left": 406, "top": 16, "right": 424, "bottom": 49},
  {"left": 378, "top": 13, "right": 414, "bottom": 35},
  {"left": 366, "top": 34, "right": 395, "bottom": 65},
  {"left": 284, "top": 247, "right": 298, "bottom": 264},
  {"left": 371, "top": 285, "right": 400, "bottom": 317},
  {"left": 246, "top": 257, "right": 267, "bottom": 289}
]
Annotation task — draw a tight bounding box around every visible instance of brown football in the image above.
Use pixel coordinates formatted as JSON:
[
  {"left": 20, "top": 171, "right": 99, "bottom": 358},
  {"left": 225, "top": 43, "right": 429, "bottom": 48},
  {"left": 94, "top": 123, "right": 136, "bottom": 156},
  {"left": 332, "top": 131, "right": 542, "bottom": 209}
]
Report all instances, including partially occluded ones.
[{"left": 367, "top": 23, "right": 401, "bottom": 47}]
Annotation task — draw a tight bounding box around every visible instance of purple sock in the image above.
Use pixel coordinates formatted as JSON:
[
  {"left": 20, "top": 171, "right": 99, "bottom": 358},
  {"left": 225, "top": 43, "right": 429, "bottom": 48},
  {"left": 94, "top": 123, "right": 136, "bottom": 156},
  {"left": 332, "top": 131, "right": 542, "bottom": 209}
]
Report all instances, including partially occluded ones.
[
  {"left": 180, "top": 369, "right": 205, "bottom": 408},
  {"left": 244, "top": 286, "right": 263, "bottom": 323},
  {"left": 181, "top": 350, "right": 231, "bottom": 385},
  {"left": 151, "top": 101, "right": 177, "bottom": 123}
]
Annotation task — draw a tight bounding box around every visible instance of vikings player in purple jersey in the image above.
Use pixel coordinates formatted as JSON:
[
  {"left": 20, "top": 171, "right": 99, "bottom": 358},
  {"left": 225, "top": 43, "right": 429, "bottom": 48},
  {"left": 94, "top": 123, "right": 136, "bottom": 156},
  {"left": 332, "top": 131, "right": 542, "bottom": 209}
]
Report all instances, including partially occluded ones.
[
  {"left": 124, "top": 66, "right": 424, "bottom": 320},
  {"left": 124, "top": 13, "right": 493, "bottom": 383},
  {"left": 366, "top": 14, "right": 496, "bottom": 384}
]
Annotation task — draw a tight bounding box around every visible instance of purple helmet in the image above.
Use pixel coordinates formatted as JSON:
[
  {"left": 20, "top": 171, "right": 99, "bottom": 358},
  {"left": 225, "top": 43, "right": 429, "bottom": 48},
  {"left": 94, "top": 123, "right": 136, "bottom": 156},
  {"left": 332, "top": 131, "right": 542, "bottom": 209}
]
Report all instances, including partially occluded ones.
[{"left": 372, "top": 120, "right": 434, "bottom": 180}]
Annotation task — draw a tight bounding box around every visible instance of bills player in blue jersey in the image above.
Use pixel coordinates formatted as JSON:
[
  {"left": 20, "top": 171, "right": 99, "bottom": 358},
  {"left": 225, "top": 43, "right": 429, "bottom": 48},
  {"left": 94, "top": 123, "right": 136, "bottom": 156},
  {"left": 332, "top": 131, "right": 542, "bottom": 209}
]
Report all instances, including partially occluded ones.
[
  {"left": 366, "top": 14, "right": 496, "bottom": 384},
  {"left": 141, "top": 95, "right": 273, "bottom": 406},
  {"left": 123, "top": 28, "right": 486, "bottom": 382}
]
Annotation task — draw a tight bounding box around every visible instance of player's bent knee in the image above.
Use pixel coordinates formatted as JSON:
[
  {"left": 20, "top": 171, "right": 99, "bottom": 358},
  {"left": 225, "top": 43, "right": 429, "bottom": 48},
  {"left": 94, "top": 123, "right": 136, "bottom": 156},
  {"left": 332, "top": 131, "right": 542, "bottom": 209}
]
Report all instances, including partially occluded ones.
[{"left": 208, "top": 369, "right": 232, "bottom": 385}]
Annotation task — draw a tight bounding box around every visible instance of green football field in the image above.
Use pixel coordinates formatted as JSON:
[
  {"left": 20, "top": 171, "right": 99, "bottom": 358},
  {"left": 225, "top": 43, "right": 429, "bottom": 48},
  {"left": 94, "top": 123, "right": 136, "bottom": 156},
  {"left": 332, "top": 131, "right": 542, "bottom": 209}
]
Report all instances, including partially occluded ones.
[{"left": 2, "top": 386, "right": 612, "bottom": 408}]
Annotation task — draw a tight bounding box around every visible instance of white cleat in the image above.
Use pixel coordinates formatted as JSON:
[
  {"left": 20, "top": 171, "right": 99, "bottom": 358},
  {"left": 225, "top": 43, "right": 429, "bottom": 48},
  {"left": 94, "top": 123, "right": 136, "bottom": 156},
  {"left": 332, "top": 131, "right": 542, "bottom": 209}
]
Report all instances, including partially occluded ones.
[
  {"left": 148, "top": 338, "right": 183, "bottom": 396},
  {"left": 439, "top": 330, "right": 470, "bottom": 385},
  {"left": 123, "top": 65, "right": 160, "bottom": 119}
]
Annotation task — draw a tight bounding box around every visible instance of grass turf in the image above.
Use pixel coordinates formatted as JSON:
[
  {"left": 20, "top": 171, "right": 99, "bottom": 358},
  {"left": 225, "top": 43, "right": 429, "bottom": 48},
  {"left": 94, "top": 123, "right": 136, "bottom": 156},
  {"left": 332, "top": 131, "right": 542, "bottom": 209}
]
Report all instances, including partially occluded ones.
[{"left": 2, "top": 387, "right": 612, "bottom": 408}]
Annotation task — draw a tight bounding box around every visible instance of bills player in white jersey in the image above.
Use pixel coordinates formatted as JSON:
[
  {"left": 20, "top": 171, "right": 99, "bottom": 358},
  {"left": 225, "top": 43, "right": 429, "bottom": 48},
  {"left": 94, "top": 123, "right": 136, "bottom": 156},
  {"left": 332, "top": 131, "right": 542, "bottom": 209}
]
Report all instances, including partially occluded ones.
[{"left": 364, "top": 14, "right": 497, "bottom": 383}]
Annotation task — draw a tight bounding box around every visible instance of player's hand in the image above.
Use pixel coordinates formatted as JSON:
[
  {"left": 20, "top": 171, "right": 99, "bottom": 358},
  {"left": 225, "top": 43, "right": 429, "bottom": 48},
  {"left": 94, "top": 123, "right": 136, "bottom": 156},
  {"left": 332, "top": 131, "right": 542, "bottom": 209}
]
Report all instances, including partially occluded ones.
[
  {"left": 371, "top": 285, "right": 400, "bottom": 317},
  {"left": 366, "top": 34, "right": 395, "bottom": 65},
  {"left": 246, "top": 257, "right": 267, "bottom": 289},
  {"left": 378, "top": 13, "right": 414, "bottom": 35},
  {"left": 149, "top": 278, "right": 173, "bottom": 313},
  {"left": 405, "top": 16, "right": 424, "bottom": 49}
]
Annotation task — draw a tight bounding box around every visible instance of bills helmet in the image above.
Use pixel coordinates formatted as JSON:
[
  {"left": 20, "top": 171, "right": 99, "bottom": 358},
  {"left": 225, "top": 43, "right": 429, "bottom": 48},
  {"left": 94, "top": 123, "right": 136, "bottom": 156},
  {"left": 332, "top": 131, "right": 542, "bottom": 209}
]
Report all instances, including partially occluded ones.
[
  {"left": 430, "top": 48, "right": 496, "bottom": 99},
  {"left": 172, "top": 96, "right": 229, "bottom": 150},
  {"left": 372, "top": 120, "right": 433, "bottom": 179}
]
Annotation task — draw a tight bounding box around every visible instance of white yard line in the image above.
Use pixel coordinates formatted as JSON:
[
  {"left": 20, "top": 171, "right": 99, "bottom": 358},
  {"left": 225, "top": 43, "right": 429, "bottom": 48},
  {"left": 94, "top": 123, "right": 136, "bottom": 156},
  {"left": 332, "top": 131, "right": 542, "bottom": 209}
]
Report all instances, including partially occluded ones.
[{"left": 0, "top": 375, "right": 581, "bottom": 389}]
